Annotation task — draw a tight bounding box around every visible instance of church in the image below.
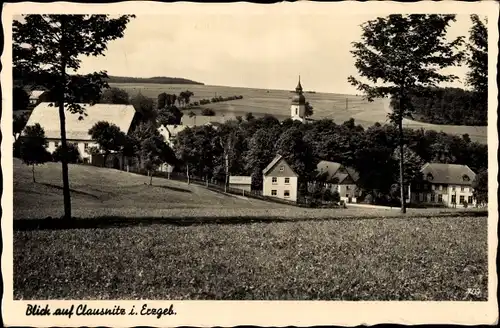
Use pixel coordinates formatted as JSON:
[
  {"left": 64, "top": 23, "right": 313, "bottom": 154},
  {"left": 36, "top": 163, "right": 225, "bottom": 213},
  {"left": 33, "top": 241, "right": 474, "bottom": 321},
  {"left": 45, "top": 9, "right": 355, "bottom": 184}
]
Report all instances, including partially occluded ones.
[{"left": 289, "top": 76, "right": 312, "bottom": 123}]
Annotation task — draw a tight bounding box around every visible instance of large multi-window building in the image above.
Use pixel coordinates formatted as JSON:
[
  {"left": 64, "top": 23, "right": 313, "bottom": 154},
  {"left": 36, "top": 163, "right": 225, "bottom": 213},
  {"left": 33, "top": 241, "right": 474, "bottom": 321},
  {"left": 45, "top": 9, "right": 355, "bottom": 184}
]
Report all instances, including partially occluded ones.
[{"left": 410, "top": 163, "right": 477, "bottom": 207}]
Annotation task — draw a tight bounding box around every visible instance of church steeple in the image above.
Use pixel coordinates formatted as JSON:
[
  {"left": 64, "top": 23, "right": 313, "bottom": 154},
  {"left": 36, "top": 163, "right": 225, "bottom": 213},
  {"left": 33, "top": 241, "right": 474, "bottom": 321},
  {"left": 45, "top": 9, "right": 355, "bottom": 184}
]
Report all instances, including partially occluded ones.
[{"left": 295, "top": 75, "right": 303, "bottom": 94}]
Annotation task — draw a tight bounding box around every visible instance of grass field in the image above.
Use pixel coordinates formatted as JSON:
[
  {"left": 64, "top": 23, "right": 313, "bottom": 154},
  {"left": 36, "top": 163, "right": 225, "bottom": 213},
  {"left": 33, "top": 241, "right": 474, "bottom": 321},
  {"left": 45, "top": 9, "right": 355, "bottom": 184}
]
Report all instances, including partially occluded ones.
[
  {"left": 14, "top": 216, "right": 487, "bottom": 300},
  {"left": 13, "top": 158, "right": 482, "bottom": 220},
  {"left": 13, "top": 159, "right": 488, "bottom": 300},
  {"left": 111, "top": 82, "right": 488, "bottom": 144}
]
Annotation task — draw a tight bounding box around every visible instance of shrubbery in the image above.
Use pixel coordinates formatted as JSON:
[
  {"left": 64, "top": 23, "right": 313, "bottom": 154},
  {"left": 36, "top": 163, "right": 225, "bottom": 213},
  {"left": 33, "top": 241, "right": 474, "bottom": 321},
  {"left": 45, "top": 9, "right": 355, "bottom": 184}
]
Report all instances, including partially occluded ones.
[
  {"left": 201, "top": 108, "right": 216, "bottom": 116},
  {"left": 52, "top": 143, "right": 82, "bottom": 163}
]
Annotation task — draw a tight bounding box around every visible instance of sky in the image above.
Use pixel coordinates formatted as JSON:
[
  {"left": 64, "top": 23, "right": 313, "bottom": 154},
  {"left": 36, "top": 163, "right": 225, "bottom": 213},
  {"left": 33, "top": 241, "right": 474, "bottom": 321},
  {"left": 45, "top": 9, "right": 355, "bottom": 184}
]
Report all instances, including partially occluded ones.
[{"left": 71, "top": 13, "right": 474, "bottom": 94}]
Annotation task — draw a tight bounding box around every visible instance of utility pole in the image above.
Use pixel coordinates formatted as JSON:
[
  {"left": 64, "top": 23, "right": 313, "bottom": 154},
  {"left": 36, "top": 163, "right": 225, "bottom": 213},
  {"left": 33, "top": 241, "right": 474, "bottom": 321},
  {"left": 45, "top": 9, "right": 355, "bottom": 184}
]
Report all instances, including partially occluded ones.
[{"left": 346, "top": 97, "right": 348, "bottom": 110}]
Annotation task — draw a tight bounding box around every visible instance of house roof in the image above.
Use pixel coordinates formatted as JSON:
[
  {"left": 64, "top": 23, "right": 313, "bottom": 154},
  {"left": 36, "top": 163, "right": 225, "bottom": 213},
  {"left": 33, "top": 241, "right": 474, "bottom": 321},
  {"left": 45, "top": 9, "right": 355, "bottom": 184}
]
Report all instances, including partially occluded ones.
[
  {"left": 263, "top": 154, "right": 284, "bottom": 175},
  {"left": 316, "top": 160, "right": 358, "bottom": 184},
  {"left": 22, "top": 102, "right": 136, "bottom": 140},
  {"left": 420, "top": 163, "right": 476, "bottom": 185},
  {"left": 29, "top": 90, "right": 46, "bottom": 100},
  {"left": 159, "top": 124, "right": 190, "bottom": 139},
  {"left": 181, "top": 114, "right": 236, "bottom": 126}
]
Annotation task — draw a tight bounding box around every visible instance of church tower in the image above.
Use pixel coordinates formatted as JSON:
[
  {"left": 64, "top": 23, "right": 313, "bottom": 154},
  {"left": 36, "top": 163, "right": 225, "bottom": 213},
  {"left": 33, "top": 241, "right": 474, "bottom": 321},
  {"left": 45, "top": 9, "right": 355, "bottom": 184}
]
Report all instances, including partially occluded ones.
[{"left": 290, "top": 75, "right": 306, "bottom": 122}]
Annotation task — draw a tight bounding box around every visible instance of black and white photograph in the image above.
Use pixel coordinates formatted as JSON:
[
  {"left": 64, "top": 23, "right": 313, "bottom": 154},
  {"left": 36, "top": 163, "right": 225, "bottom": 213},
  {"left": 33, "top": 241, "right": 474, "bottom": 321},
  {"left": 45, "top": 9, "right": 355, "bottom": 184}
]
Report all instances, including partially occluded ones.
[{"left": 1, "top": 1, "right": 498, "bottom": 326}]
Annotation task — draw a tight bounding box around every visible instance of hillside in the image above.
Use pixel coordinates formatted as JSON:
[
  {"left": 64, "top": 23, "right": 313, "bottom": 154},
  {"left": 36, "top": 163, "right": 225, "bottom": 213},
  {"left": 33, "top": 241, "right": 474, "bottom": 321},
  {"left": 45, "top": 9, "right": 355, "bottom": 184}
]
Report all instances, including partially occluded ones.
[
  {"left": 106, "top": 75, "right": 204, "bottom": 85},
  {"left": 13, "top": 158, "right": 289, "bottom": 219}
]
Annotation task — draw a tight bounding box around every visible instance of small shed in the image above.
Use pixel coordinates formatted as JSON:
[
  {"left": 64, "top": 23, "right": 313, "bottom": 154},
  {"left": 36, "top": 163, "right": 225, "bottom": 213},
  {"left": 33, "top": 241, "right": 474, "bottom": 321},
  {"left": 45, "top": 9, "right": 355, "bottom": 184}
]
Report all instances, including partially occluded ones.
[{"left": 229, "top": 176, "right": 252, "bottom": 192}]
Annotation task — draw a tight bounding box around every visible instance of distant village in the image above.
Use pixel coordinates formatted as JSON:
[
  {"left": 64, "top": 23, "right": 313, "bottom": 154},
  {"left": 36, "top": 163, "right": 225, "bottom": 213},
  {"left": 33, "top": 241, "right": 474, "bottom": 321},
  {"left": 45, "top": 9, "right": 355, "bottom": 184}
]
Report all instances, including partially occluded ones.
[{"left": 15, "top": 76, "right": 487, "bottom": 209}]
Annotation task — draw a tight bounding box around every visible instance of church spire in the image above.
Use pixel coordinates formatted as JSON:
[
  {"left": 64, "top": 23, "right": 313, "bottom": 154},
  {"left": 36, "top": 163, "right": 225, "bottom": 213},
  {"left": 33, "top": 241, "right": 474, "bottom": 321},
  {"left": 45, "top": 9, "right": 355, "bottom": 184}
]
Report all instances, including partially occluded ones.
[{"left": 295, "top": 75, "right": 303, "bottom": 94}]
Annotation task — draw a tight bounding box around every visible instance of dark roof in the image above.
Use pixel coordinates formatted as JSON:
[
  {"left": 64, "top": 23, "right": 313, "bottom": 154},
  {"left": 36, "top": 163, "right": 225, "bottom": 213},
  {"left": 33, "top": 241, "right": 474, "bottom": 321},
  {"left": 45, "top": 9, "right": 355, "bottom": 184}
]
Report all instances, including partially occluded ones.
[
  {"left": 316, "top": 160, "right": 358, "bottom": 184},
  {"left": 262, "top": 154, "right": 284, "bottom": 175},
  {"left": 420, "top": 163, "right": 476, "bottom": 185}
]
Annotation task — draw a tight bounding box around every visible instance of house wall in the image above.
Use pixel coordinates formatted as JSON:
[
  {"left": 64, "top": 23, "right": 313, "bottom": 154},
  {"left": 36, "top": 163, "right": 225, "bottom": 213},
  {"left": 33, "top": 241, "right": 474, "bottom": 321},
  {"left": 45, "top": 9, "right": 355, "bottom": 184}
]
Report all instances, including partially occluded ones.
[
  {"left": 47, "top": 139, "right": 97, "bottom": 162},
  {"left": 410, "top": 183, "right": 476, "bottom": 207},
  {"left": 229, "top": 183, "right": 252, "bottom": 193},
  {"left": 263, "top": 176, "right": 298, "bottom": 202}
]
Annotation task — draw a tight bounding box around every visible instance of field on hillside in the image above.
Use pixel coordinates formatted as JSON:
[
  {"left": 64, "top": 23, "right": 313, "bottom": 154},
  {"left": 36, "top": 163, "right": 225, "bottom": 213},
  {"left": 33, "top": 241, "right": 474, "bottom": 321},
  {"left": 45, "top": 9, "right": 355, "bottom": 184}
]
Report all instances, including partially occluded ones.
[
  {"left": 111, "top": 83, "right": 488, "bottom": 144},
  {"left": 13, "top": 158, "right": 481, "bottom": 220},
  {"left": 14, "top": 215, "right": 487, "bottom": 300}
]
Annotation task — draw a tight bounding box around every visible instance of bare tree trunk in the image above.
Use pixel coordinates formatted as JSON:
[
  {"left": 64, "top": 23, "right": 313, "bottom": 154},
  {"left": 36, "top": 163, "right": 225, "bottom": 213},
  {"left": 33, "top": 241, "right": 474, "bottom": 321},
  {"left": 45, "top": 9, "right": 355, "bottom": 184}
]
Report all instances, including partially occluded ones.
[
  {"left": 59, "top": 19, "right": 72, "bottom": 219},
  {"left": 186, "top": 165, "right": 190, "bottom": 184},
  {"left": 32, "top": 164, "right": 36, "bottom": 183},
  {"left": 398, "top": 97, "right": 406, "bottom": 214},
  {"left": 149, "top": 171, "right": 153, "bottom": 185}
]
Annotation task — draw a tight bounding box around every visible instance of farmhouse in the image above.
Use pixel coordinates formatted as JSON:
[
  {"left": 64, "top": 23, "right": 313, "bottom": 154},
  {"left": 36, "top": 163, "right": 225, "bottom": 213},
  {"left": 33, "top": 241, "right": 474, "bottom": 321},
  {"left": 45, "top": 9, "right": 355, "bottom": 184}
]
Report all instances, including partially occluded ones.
[
  {"left": 262, "top": 154, "right": 298, "bottom": 202},
  {"left": 181, "top": 114, "right": 237, "bottom": 126},
  {"left": 28, "top": 89, "right": 48, "bottom": 106},
  {"left": 22, "top": 102, "right": 137, "bottom": 163},
  {"left": 313, "top": 160, "right": 361, "bottom": 203},
  {"left": 410, "top": 163, "right": 477, "bottom": 207},
  {"left": 157, "top": 124, "right": 189, "bottom": 172}
]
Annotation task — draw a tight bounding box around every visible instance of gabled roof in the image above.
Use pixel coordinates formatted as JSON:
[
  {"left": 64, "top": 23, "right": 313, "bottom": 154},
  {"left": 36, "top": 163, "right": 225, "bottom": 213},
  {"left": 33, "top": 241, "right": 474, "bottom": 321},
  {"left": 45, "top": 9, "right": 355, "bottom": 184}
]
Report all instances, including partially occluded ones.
[
  {"left": 316, "top": 160, "right": 358, "bottom": 184},
  {"left": 420, "top": 163, "right": 476, "bottom": 185},
  {"left": 29, "top": 90, "right": 46, "bottom": 100},
  {"left": 22, "top": 102, "right": 136, "bottom": 140},
  {"left": 181, "top": 114, "right": 236, "bottom": 126},
  {"left": 263, "top": 154, "right": 284, "bottom": 175},
  {"left": 159, "top": 124, "right": 189, "bottom": 138}
]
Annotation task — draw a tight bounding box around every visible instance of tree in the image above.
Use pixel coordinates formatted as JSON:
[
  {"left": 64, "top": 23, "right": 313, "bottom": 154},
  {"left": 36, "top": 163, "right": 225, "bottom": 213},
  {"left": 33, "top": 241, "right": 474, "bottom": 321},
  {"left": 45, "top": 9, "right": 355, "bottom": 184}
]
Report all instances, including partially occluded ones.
[
  {"left": 466, "top": 15, "right": 488, "bottom": 104},
  {"left": 13, "top": 14, "right": 134, "bottom": 219},
  {"left": 131, "top": 92, "right": 156, "bottom": 123},
  {"left": 180, "top": 90, "right": 194, "bottom": 106},
  {"left": 88, "top": 121, "right": 127, "bottom": 165},
  {"left": 157, "top": 92, "right": 168, "bottom": 109},
  {"left": 140, "top": 135, "right": 173, "bottom": 185},
  {"left": 391, "top": 145, "right": 424, "bottom": 195},
  {"left": 157, "top": 106, "right": 183, "bottom": 125},
  {"left": 201, "top": 108, "right": 215, "bottom": 116},
  {"left": 348, "top": 14, "right": 464, "bottom": 213},
  {"left": 100, "top": 87, "right": 130, "bottom": 104},
  {"left": 472, "top": 169, "right": 488, "bottom": 206},
  {"left": 13, "top": 87, "right": 30, "bottom": 111},
  {"left": 305, "top": 101, "right": 314, "bottom": 117},
  {"left": 19, "top": 124, "right": 51, "bottom": 183},
  {"left": 13, "top": 112, "right": 30, "bottom": 141},
  {"left": 52, "top": 143, "right": 81, "bottom": 164},
  {"left": 245, "top": 112, "right": 255, "bottom": 121}
]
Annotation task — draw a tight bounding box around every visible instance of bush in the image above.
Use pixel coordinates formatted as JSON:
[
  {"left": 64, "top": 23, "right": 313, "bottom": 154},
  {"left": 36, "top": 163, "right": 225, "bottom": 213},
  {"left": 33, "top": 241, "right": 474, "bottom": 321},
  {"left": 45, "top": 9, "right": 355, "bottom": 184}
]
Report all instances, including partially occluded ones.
[
  {"left": 463, "top": 200, "right": 468, "bottom": 208},
  {"left": 52, "top": 143, "right": 82, "bottom": 163},
  {"left": 201, "top": 108, "right": 216, "bottom": 116}
]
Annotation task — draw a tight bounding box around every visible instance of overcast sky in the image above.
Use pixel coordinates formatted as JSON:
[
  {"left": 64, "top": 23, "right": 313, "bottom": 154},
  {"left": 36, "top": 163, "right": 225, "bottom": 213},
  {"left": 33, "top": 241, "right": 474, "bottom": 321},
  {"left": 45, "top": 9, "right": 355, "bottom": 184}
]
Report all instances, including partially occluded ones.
[{"left": 67, "top": 14, "right": 474, "bottom": 94}]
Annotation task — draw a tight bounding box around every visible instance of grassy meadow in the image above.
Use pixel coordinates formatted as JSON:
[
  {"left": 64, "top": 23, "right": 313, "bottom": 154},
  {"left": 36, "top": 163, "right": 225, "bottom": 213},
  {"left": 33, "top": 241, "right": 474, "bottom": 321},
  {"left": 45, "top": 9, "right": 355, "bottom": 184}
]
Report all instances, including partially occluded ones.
[
  {"left": 111, "top": 82, "right": 488, "bottom": 144},
  {"left": 13, "top": 158, "right": 488, "bottom": 300}
]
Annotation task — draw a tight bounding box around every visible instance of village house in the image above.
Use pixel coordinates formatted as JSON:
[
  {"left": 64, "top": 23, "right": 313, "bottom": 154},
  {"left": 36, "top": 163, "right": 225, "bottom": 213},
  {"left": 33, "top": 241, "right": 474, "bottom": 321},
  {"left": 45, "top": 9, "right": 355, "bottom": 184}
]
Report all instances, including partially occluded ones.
[
  {"left": 229, "top": 176, "right": 252, "bottom": 193},
  {"left": 313, "top": 160, "right": 361, "bottom": 203},
  {"left": 22, "top": 102, "right": 137, "bottom": 164},
  {"left": 410, "top": 163, "right": 477, "bottom": 207},
  {"left": 262, "top": 154, "right": 298, "bottom": 202},
  {"left": 157, "top": 124, "right": 190, "bottom": 172},
  {"left": 28, "top": 89, "right": 49, "bottom": 106}
]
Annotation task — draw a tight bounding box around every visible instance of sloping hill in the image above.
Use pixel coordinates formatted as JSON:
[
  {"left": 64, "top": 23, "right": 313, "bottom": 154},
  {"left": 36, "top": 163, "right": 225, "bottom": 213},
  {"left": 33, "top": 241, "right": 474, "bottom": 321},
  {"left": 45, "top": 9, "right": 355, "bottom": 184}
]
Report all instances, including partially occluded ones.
[{"left": 13, "top": 159, "right": 287, "bottom": 219}]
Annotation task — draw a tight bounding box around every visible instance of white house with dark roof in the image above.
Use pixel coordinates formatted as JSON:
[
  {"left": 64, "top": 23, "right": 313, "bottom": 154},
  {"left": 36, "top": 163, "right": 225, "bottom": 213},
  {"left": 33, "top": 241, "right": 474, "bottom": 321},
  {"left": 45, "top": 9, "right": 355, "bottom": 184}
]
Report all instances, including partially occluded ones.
[
  {"left": 313, "top": 160, "right": 361, "bottom": 203},
  {"left": 28, "top": 90, "right": 48, "bottom": 106},
  {"left": 21, "top": 102, "right": 137, "bottom": 163},
  {"left": 158, "top": 124, "right": 189, "bottom": 147},
  {"left": 410, "top": 163, "right": 477, "bottom": 207},
  {"left": 262, "top": 154, "right": 298, "bottom": 202}
]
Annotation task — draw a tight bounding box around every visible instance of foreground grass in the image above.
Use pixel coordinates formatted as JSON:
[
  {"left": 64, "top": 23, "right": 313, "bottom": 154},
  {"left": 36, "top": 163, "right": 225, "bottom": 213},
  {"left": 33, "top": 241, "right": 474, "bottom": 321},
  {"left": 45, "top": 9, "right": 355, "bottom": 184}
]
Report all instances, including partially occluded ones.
[{"left": 14, "top": 216, "right": 487, "bottom": 300}]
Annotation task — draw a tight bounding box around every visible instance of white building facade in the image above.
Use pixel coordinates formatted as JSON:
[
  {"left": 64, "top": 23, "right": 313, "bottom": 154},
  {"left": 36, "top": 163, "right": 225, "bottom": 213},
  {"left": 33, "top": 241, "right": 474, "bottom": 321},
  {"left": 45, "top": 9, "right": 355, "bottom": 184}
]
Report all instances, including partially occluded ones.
[{"left": 262, "top": 155, "right": 299, "bottom": 202}]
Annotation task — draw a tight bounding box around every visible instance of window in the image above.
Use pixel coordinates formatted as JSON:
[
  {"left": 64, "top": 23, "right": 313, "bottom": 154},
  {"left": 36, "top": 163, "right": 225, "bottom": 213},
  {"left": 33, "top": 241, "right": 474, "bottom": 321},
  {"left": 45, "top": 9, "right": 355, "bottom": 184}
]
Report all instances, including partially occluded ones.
[
  {"left": 295, "top": 108, "right": 298, "bottom": 115},
  {"left": 438, "top": 194, "right": 443, "bottom": 203},
  {"left": 271, "top": 190, "right": 277, "bottom": 196},
  {"left": 346, "top": 185, "right": 350, "bottom": 190},
  {"left": 272, "top": 177, "right": 277, "bottom": 184},
  {"left": 427, "top": 173, "right": 434, "bottom": 181},
  {"left": 451, "top": 195, "right": 456, "bottom": 204},
  {"left": 430, "top": 194, "right": 435, "bottom": 202},
  {"left": 459, "top": 195, "right": 465, "bottom": 204},
  {"left": 83, "top": 158, "right": 89, "bottom": 164},
  {"left": 461, "top": 186, "right": 465, "bottom": 192},
  {"left": 439, "top": 185, "right": 443, "bottom": 191},
  {"left": 54, "top": 141, "right": 59, "bottom": 148},
  {"left": 468, "top": 196, "right": 473, "bottom": 204},
  {"left": 431, "top": 184, "right": 435, "bottom": 190},
  {"left": 84, "top": 143, "right": 89, "bottom": 150},
  {"left": 284, "top": 177, "right": 290, "bottom": 184},
  {"left": 463, "top": 175, "right": 470, "bottom": 182},
  {"left": 452, "top": 186, "right": 455, "bottom": 191},
  {"left": 279, "top": 166, "right": 284, "bottom": 172},
  {"left": 419, "top": 193, "right": 423, "bottom": 201},
  {"left": 284, "top": 190, "right": 290, "bottom": 198}
]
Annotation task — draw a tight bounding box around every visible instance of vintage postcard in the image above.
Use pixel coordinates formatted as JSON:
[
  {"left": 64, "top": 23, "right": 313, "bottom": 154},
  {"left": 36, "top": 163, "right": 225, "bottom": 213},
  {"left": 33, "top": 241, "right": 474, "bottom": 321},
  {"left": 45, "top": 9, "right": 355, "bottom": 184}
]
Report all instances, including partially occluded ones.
[{"left": 1, "top": 1, "right": 498, "bottom": 326}]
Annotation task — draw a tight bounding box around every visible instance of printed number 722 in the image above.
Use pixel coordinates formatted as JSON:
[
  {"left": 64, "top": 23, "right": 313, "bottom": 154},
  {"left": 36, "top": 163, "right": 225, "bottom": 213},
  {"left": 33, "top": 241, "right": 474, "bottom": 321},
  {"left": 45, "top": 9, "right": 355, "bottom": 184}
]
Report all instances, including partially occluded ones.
[{"left": 467, "top": 288, "right": 481, "bottom": 296}]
